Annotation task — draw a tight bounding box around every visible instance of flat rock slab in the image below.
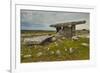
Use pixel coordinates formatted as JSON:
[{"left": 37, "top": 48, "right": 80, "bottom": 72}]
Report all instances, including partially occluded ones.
[{"left": 24, "top": 35, "right": 52, "bottom": 45}]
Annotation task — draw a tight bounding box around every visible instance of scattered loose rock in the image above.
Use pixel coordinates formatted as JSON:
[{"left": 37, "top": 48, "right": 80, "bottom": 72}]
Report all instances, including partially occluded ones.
[
  {"left": 50, "top": 51, "right": 55, "bottom": 55},
  {"left": 54, "top": 42, "right": 58, "bottom": 46},
  {"left": 72, "top": 36, "right": 79, "bottom": 41},
  {"left": 36, "top": 52, "right": 43, "bottom": 57},
  {"left": 81, "top": 43, "right": 88, "bottom": 47},
  {"left": 47, "top": 48, "right": 50, "bottom": 50},
  {"left": 23, "top": 54, "right": 32, "bottom": 58},
  {"left": 56, "top": 50, "right": 61, "bottom": 55},
  {"left": 69, "top": 48, "right": 74, "bottom": 54},
  {"left": 64, "top": 48, "right": 68, "bottom": 52},
  {"left": 52, "top": 37, "right": 56, "bottom": 41}
]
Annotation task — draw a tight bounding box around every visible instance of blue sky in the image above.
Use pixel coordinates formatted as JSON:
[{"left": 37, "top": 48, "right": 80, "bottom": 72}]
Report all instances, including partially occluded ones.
[{"left": 21, "top": 9, "right": 89, "bottom": 30}]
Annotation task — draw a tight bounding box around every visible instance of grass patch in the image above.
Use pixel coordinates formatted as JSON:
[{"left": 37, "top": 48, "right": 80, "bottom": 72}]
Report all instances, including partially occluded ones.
[{"left": 21, "top": 37, "right": 89, "bottom": 63}]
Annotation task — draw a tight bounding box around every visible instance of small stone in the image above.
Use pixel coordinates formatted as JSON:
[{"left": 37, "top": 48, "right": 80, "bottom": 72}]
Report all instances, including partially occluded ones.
[
  {"left": 36, "top": 52, "right": 43, "bottom": 57},
  {"left": 34, "top": 45, "right": 37, "bottom": 48},
  {"left": 69, "top": 48, "right": 73, "bottom": 54},
  {"left": 52, "top": 37, "right": 56, "bottom": 41},
  {"left": 50, "top": 51, "right": 54, "bottom": 54},
  {"left": 54, "top": 42, "right": 58, "bottom": 46},
  {"left": 72, "top": 36, "right": 79, "bottom": 41},
  {"left": 23, "top": 54, "right": 31, "bottom": 58},
  {"left": 86, "top": 35, "right": 89, "bottom": 38},
  {"left": 65, "top": 48, "right": 68, "bottom": 51},
  {"left": 81, "top": 43, "right": 88, "bottom": 47},
  {"left": 56, "top": 50, "right": 61, "bottom": 55},
  {"left": 47, "top": 48, "right": 50, "bottom": 50},
  {"left": 62, "top": 37, "right": 66, "bottom": 40}
]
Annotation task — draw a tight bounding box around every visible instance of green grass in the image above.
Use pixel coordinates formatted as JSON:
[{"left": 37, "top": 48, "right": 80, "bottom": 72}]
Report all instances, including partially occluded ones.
[{"left": 21, "top": 37, "right": 89, "bottom": 63}]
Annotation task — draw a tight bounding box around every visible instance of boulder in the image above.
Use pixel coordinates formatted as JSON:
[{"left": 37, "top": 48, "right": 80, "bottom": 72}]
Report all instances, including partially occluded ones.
[{"left": 72, "top": 36, "right": 79, "bottom": 41}]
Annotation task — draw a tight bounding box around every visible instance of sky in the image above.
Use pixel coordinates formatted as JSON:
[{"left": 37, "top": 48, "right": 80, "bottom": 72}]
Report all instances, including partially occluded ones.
[{"left": 21, "top": 9, "right": 90, "bottom": 30}]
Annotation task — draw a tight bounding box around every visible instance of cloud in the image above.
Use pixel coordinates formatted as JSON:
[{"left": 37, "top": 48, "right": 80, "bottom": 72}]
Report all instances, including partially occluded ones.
[{"left": 21, "top": 9, "right": 89, "bottom": 30}]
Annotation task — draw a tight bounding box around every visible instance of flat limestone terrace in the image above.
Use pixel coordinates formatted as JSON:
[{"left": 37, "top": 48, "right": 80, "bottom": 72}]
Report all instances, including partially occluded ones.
[{"left": 23, "top": 35, "right": 53, "bottom": 45}]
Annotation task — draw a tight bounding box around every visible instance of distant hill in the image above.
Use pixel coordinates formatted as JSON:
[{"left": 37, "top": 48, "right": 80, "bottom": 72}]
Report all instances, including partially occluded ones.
[{"left": 21, "top": 30, "right": 56, "bottom": 33}]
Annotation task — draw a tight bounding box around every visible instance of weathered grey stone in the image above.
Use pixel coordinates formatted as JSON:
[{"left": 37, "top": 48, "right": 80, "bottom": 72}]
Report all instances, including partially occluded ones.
[
  {"left": 50, "top": 51, "right": 55, "bottom": 55},
  {"left": 81, "top": 43, "right": 88, "bottom": 47},
  {"left": 64, "top": 48, "right": 68, "bottom": 52},
  {"left": 56, "top": 50, "right": 61, "bottom": 55},
  {"left": 36, "top": 52, "right": 43, "bottom": 57},
  {"left": 47, "top": 48, "right": 50, "bottom": 50},
  {"left": 52, "top": 37, "right": 56, "bottom": 41},
  {"left": 23, "top": 54, "right": 32, "bottom": 58},
  {"left": 54, "top": 42, "right": 58, "bottom": 46},
  {"left": 69, "top": 48, "right": 74, "bottom": 54},
  {"left": 72, "top": 36, "right": 79, "bottom": 41},
  {"left": 24, "top": 35, "right": 53, "bottom": 45}
]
